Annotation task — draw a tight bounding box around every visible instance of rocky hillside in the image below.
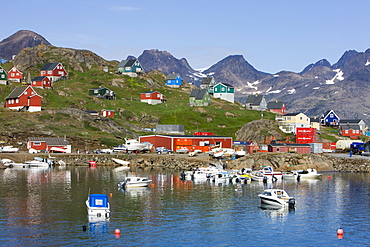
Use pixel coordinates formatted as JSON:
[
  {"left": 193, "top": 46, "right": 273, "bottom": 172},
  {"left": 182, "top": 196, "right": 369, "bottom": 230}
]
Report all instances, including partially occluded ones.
[{"left": 0, "top": 30, "right": 51, "bottom": 60}]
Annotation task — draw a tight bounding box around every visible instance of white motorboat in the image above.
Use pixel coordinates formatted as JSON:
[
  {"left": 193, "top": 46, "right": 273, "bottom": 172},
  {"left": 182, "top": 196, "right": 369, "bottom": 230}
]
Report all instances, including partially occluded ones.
[
  {"left": 259, "top": 166, "right": 283, "bottom": 180},
  {"left": 210, "top": 171, "right": 232, "bottom": 183},
  {"left": 118, "top": 176, "right": 152, "bottom": 188},
  {"left": 124, "top": 139, "right": 147, "bottom": 151},
  {"left": 86, "top": 194, "right": 110, "bottom": 218},
  {"left": 283, "top": 168, "right": 322, "bottom": 180},
  {"left": 25, "top": 158, "right": 51, "bottom": 167},
  {"left": 258, "top": 189, "right": 296, "bottom": 208},
  {"left": 112, "top": 158, "right": 130, "bottom": 166}
]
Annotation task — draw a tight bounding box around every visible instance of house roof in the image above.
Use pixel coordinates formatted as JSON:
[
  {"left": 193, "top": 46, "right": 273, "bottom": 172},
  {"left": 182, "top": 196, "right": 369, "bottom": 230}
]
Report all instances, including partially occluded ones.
[
  {"left": 339, "top": 119, "right": 362, "bottom": 124},
  {"left": 267, "top": 101, "right": 285, "bottom": 109},
  {"left": 166, "top": 73, "right": 180, "bottom": 80},
  {"left": 40, "top": 63, "right": 59, "bottom": 71},
  {"left": 215, "top": 82, "right": 234, "bottom": 88},
  {"left": 284, "top": 112, "right": 301, "bottom": 116},
  {"left": 269, "top": 143, "right": 311, "bottom": 147},
  {"left": 190, "top": 89, "right": 208, "bottom": 100},
  {"left": 201, "top": 77, "right": 213, "bottom": 85},
  {"left": 5, "top": 86, "right": 28, "bottom": 99},
  {"left": 141, "top": 91, "right": 159, "bottom": 94},
  {"left": 341, "top": 124, "right": 360, "bottom": 130},
  {"left": 118, "top": 60, "right": 136, "bottom": 67},
  {"left": 245, "top": 94, "right": 264, "bottom": 105},
  {"left": 310, "top": 117, "right": 320, "bottom": 123},
  {"left": 32, "top": 76, "right": 49, "bottom": 81},
  {"left": 28, "top": 137, "right": 70, "bottom": 145}
]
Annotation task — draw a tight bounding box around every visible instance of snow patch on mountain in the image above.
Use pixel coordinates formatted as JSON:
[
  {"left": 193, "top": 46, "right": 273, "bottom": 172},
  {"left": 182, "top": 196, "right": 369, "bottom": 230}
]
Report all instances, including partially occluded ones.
[
  {"left": 366, "top": 60, "right": 370, "bottom": 66},
  {"left": 287, "top": 88, "right": 296, "bottom": 94},
  {"left": 326, "top": 69, "right": 344, "bottom": 84}
]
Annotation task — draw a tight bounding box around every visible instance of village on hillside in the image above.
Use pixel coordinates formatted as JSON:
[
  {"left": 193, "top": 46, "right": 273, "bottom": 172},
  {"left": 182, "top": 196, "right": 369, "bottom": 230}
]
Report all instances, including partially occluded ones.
[{"left": 0, "top": 59, "right": 368, "bottom": 156}]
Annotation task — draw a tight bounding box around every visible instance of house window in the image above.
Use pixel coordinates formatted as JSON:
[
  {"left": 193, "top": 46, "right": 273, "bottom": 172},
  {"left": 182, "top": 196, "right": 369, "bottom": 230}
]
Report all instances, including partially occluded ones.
[
  {"left": 300, "top": 117, "right": 302, "bottom": 120},
  {"left": 16, "top": 99, "right": 19, "bottom": 103},
  {"left": 11, "top": 73, "right": 15, "bottom": 77},
  {"left": 48, "top": 71, "right": 52, "bottom": 74},
  {"left": 287, "top": 117, "right": 291, "bottom": 120},
  {"left": 277, "top": 148, "right": 280, "bottom": 152},
  {"left": 33, "top": 142, "right": 41, "bottom": 146}
]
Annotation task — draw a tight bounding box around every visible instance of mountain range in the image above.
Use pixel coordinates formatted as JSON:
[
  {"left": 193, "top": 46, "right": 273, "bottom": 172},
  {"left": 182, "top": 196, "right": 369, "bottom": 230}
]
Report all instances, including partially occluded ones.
[{"left": 2, "top": 30, "right": 370, "bottom": 124}]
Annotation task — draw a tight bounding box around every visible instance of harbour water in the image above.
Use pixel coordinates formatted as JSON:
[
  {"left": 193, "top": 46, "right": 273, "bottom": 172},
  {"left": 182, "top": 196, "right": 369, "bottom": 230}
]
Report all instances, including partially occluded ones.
[{"left": 0, "top": 166, "right": 369, "bottom": 246}]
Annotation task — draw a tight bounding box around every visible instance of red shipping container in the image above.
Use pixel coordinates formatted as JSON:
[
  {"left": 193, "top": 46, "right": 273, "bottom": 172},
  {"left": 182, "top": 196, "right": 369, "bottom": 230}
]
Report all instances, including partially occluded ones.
[
  {"left": 296, "top": 127, "right": 316, "bottom": 136},
  {"left": 296, "top": 136, "right": 315, "bottom": 144}
]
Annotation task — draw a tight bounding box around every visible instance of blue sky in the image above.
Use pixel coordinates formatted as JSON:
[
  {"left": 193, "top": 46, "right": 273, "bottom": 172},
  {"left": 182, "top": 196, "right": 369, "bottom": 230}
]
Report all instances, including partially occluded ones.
[{"left": 3, "top": 0, "right": 370, "bottom": 73}]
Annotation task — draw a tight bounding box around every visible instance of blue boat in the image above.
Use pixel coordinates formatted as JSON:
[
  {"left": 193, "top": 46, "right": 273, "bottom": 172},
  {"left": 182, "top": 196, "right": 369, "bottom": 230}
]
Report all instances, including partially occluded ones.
[{"left": 86, "top": 194, "right": 110, "bottom": 218}]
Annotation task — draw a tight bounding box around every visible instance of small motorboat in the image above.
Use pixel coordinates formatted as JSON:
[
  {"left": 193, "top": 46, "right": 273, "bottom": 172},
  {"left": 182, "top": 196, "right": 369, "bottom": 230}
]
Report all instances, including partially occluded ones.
[
  {"left": 283, "top": 168, "right": 322, "bottom": 180},
  {"left": 118, "top": 176, "right": 152, "bottom": 188},
  {"left": 259, "top": 166, "right": 283, "bottom": 180},
  {"left": 25, "top": 160, "right": 50, "bottom": 167},
  {"left": 258, "top": 189, "right": 296, "bottom": 208},
  {"left": 112, "top": 158, "right": 130, "bottom": 166},
  {"left": 86, "top": 194, "right": 110, "bottom": 218}
]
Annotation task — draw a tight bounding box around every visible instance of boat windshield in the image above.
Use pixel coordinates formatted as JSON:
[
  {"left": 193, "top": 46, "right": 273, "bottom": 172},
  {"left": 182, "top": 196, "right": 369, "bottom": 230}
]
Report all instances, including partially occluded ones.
[{"left": 262, "top": 191, "right": 272, "bottom": 196}]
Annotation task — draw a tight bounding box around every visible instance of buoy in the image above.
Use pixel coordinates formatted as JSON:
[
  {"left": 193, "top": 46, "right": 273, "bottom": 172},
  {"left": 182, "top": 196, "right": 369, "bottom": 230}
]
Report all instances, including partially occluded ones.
[
  {"left": 328, "top": 176, "right": 331, "bottom": 180},
  {"left": 337, "top": 228, "right": 344, "bottom": 235},
  {"left": 151, "top": 184, "right": 155, "bottom": 188},
  {"left": 114, "top": 229, "right": 121, "bottom": 234},
  {"left": 110, "top": 193, "right": 113, "bottom": 197}
]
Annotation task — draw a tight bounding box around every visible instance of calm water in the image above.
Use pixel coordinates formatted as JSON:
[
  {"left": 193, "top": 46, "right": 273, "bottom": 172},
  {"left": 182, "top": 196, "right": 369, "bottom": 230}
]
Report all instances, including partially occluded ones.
[{"left": 0, "top": 166, "right": 369, "bottom": 246}]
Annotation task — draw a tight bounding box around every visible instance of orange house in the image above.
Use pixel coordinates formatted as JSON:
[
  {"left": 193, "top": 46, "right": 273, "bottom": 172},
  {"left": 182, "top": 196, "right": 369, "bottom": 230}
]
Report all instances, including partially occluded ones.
[
  {"left": 5, "top": 85, "right": 42, "bottom": 112},
  {"left": 7, "top": 67, "right": 23, "bottom": 83}
]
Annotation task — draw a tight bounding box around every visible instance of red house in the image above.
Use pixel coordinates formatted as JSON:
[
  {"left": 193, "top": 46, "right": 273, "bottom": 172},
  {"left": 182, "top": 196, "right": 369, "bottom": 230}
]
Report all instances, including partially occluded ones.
[
  {"left": 5, "top": 85, "right": 43, "bottom": 112},
  {"left": 339, "top": 124, "right": 361, "bottom": 139},
  {"left": 140, "top": 91, "right": 166, "bottom": 105},
  {"left": 102, "top": 109, "right": 115, "bottom": 118},
  {"left": 7, "top": 67, "right": 23, "bottom": 83},
  {"left": 267, "top": 100, "right": 287, "bottom": 114},
  {"left": 31, "top": 76, "right": 52, "bottom": 89},
  {"left": 40, "top": 62, "right": 68, "bottom": 82},
  {"left": 27, "top": 137, "right": 71, "bottom": 153},
  {"left": 139, "top": 134, "right": 233, "bottom": 153}
]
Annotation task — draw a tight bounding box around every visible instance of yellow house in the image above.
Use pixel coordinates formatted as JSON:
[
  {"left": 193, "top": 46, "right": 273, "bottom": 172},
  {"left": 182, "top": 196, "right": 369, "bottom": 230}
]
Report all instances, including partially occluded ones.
[
  {"left": 280, "top": 113, "right": 310, "bottom": 134},
  {"left": 310, "top": 117, "right": 321, "bottom": 131}
]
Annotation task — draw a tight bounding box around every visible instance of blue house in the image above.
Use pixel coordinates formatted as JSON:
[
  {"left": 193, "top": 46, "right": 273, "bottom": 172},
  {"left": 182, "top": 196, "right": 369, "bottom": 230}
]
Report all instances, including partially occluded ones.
[
  {"left": 166, "top": 73, "right": 182, "bottom": 88},
  {"left": 320, "top": 110, "right": 340, "bottom": 126}
]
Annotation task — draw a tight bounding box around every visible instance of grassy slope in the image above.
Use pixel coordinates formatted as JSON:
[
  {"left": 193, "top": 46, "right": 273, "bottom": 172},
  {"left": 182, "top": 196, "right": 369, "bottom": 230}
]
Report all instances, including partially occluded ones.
[{"left": 0, "top": 64, "right": 277, "bottom": 149}]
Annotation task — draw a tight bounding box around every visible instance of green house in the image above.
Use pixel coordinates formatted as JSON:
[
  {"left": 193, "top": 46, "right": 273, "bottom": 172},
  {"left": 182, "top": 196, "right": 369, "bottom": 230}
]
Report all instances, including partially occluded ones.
[
  {"left": 117, "top": 59, "right": 144, "bottom": 75},
  {"left": 189, "top": 89, "right": 210, "bottom": 107},
  {"left": 88, "top": 87, "right": 115, "bottom": 100},
  {"left": 213, "top": 82, "right": 234, "bottom": 103},
  {"left": 0, "top": 66, "right": 8, "bottom": 85}
]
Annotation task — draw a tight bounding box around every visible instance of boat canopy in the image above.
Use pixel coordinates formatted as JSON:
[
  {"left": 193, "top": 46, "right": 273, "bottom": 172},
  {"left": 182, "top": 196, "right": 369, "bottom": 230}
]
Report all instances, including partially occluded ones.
[{"left": 88, "top": 194, "right": 109, "bottom": 208}]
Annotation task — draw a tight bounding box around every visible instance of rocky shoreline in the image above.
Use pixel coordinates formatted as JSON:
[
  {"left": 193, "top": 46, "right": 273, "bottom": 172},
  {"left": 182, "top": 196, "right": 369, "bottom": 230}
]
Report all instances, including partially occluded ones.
[{"left": 1, "top": 152, "right": 370, "bottom": 172}]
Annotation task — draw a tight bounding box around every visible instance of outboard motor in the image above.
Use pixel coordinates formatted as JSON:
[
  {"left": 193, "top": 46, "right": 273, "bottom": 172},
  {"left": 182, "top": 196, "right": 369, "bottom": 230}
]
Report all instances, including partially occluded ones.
[
  {"left": 288, "top": 198, "right": 296, "bottom": 209},
  {"left": 180, "top": 171, "right": 186, "bottom": 180},
  {"left": 263, "top": 176, "right": 268, "bottom": 184},
  {"left": 297, "top": 174, "right": 301, "bottom": 182}
]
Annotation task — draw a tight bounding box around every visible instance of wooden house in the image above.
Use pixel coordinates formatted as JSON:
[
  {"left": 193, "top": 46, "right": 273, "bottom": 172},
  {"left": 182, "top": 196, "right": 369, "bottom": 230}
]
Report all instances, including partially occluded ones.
[
  {"left": 320, "top": 110, "right": 340, "bottom": 126},
  {"left": 267, "top": 100, "right": 287, "bottom": 114},
  {"left": 27, "top": 137, "right": 71, "bottom": 153},
  {"left": 139, "top": 134, "right": 233, "bottom": 153},
  {"left": 310, "top": 117, "right": 321, "bottom": 131},
  {"left": 280, "top": 113, "right": 310, "bottom": 134},
  {"left": 7, "top": 67, "right": 23, "bottom": 83},
  {"left": 339, "top": 119, "right": 366, "bottom": 135},
  {"left": 268, "top": 143, "right": 311, "bottom": 154},
  {"left": 88, "top": 87, "right": 115, "bottom": 100},
  {"left": 200, "top": 77, "right": 216, "bottom": 93},
  {"left": 117, "top": 59, "right": 144, "bottom": 77},
  {"left": 0, "top": 66, "right": 8, "bottom": 85},
  {"left": 189, "top": 89, "right": 210, "bottom": 107},
  {"left": 339, "top": 123, "right": 361, "bottom": 139},
  {"left": 40, "top": 62, "right": 68, "bottom": 82},
  {"left": 31, "top": 76, "right": 52, "bottom": 89},
  {"left": 140, "top": 91, "right": 165, "bottom": 105},
  {"left": 213, "top": 82, "right": 235, "bottom": 103},
  {"left": 5, "top": 85, "right": 42, "bottom": 112},
  {"left": 102, "top": 109, "right": 115, "bottom": 118},
  {"left": 245, "top": 94, "right": 267, "bottom": 111},
  {"left": 166, "top": 73, "right": 182, "bottom": 88}
]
